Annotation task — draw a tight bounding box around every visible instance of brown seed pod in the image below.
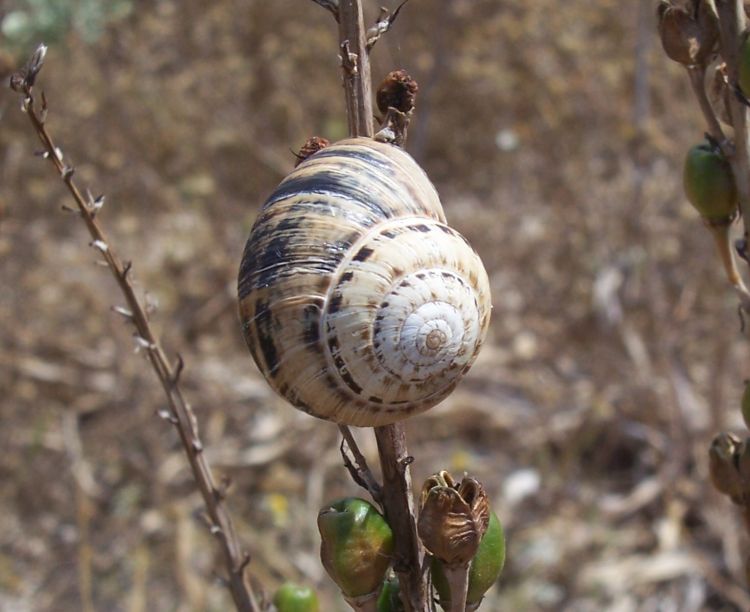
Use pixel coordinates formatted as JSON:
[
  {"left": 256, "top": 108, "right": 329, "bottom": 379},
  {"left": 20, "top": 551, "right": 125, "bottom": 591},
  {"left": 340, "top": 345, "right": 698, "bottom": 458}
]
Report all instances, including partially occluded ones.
[{"left": 657, "top": 0, "right": 719, "bottom": 66}]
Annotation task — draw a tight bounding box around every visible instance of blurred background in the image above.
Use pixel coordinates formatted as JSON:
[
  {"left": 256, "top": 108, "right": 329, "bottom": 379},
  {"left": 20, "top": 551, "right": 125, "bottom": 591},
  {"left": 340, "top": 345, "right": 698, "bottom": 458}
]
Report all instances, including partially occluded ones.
[{"left": 1, "top": 0, "right": 749, "bottom": 610}]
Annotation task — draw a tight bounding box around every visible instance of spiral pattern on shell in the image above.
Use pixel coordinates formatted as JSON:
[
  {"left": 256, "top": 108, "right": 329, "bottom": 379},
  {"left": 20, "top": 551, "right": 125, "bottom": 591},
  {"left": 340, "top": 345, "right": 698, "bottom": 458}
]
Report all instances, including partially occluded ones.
[{"left": 238, "top": 138, "right": 491, "bottom": 427}]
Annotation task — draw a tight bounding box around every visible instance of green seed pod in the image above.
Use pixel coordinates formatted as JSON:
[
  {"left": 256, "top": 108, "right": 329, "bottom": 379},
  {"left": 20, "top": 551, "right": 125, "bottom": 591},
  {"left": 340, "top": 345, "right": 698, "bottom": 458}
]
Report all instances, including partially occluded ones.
[
  {"left": 377, "top": 576, "right": 404, "bottom": 612},
  {"left": 317, "top": 498, "right": 394, "bottom": 598},
  {"left": 740, "top": 32, "right": 750, "bottom": 96},
  {"left": 683, "top": 141, "right": 737, "bottom": 223},
  {"left": 431, "top": 511, "right": 506, "bottom": 610},
  {"left": 742, "top": 380, "right": 750, "bottom": 430},
  {"left": 273, "top": 582, "right": 320, "bottom": 612}
]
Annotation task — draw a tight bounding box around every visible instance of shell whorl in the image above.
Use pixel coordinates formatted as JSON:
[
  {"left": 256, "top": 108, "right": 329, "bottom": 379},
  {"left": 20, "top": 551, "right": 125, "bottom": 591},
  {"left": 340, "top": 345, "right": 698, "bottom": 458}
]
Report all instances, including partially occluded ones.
[{"left": 238, "top": 138, "right": 491, "bottom": 427}]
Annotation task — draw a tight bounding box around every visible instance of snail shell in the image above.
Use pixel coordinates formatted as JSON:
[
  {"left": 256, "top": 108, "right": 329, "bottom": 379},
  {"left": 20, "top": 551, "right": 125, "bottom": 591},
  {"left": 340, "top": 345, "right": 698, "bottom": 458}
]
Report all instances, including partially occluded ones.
[{"left": 238, "top": 137, "right": 491, "bottom": 427}]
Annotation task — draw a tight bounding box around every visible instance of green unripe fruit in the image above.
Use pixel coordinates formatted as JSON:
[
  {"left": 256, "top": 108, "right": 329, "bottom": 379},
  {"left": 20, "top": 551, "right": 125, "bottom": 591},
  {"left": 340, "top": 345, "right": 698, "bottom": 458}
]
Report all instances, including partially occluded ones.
[
  {"left": 377, "top": 576, "right": 404, "bottom": 612},
  {"left": 683, "top": 142, "right": 737, "bottom": 222},
  {"left": 317, "top": 497, "right": 394, "bottom": 598},
  {"left": 742, "top": 380, "right": 750, "bottom": 430},
  {"left": 740, "top": 34, "right": 750, "bottom": 97},
  {"left": 273, "top": 582, "right": 320, "bottom": 612},
  {"left": 431, "top": 511, "right": 505, "bottom": 609}
]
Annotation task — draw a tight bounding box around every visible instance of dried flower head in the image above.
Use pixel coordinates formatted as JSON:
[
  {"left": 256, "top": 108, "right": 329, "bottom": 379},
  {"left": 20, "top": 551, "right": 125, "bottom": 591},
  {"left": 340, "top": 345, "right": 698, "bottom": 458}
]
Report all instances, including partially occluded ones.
[
  {"left": 657, "top": 0, "right": 718, "bottom": 66},
  {"left": 418, "top": 471, "right": 490, "bottom": 567},
  {"left": 295, "top": 136, "right": 330, "bottom": 167},
  {"left": 376, "top": 69, "right": 418, "bottom": 115}
]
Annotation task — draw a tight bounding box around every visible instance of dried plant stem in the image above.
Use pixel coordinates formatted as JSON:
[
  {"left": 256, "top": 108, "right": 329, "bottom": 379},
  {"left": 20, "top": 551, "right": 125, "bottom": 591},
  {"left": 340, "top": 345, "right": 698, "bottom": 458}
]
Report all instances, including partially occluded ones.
[
  {"left": 715, "top": 1, "right": 750, "bottom": 235},
  {"left": 442, "top": 564, "right": 470, "bottom": 612},
  {"left": 686, "top": 65, "right": 726, "bottom": 144},
  {"left": 13, "top": 58, "right": 257, "bottom": 612},
  {"left": 334, "top": 2, "right": 427, "bottom": 609},
  {"left": 374, "top": 425, "right": 427, "bottom": 611},
  {"left": 708, "top": 222, "right": 747, "bottom": 289},
  {"left": 339, "top": 0, "right": 374, "bottom": 138}
]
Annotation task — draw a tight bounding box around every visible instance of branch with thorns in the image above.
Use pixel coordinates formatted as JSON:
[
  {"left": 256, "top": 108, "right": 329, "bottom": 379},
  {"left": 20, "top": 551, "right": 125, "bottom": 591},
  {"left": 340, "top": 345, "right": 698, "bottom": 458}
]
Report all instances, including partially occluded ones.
[{"left": 10, "top": 45, "right": 259, "bottom": 612}]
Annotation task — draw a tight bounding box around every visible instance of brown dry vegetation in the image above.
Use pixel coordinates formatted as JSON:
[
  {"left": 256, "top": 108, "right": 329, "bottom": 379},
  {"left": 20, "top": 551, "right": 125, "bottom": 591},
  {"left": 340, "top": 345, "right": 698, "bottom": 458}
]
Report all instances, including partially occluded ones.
[{"left": 1, "top": 0, "right": 749, "bottom": 610}]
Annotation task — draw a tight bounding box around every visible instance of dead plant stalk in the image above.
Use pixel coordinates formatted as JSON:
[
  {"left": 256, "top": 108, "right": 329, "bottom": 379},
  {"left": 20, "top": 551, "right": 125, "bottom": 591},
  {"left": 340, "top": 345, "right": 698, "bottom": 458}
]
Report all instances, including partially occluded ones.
[
  {"left": 334, "top": 1, "right": 428, "bottom": 610},
  {"left": 10, "top": 48, "right": 258, "bottom": 612}
]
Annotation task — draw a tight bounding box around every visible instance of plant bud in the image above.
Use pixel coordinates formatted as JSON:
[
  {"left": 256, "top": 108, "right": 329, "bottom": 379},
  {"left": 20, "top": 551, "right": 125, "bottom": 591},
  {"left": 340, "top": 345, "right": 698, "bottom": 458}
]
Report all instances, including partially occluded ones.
[
  {"left": 377, "top": 576, "right": 404, "bottom": 612},
  {"left": 273, "top": 582, "right": 320, "bottom": 612},
  {"left": 683, "top": 140, "right": 738, "bottom": 223},
  {"left": 709, "top": 432, "right": 744, "bottom": 502},
  {"left": 431, "top": 511, "right": 505, "bottom": 610},
  {"left": 317, "top": 498, "right": 394, "bottom": 598},
  {"left": 418, "top": 471, "right": 490, "bottom": 567},
  {"left": 657, "top": 1, "right": 719, "bottom": 66}
]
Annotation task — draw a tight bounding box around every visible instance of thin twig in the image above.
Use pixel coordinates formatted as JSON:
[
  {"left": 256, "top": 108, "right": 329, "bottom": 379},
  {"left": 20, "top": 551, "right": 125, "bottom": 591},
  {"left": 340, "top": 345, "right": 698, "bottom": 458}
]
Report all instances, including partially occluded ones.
[
  {"left": 686, "top": 64, "right": 727, "bottom": 144},
  {"left": 339, "top": 425, "right": 384, "bottom": 503},
  {"left": 311, "top": 0, "right": 340, "bottom": 21},
  {"left": 11, "top": 46, "right": 258, "bottom": 612},
  {"left": 366, "top": 0, "right": 412, "bottom": 51},
  {"left": 334, "top": 2, "right": 428, "bottom": 609},
  {"left": 706, "top": 221, "right": 750, "bottom": 309}
]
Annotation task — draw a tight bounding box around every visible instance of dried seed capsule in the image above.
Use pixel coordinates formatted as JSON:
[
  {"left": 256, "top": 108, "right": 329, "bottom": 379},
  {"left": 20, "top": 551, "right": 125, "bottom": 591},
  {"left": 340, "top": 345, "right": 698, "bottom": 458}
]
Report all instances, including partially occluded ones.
[
  {"left": 418, "top": 471, "right": 489, "bottom": 566},
  {"left": 657, "top": 1, "right": 718, "bottom": 66},
  {"left": 273, "top": 582, "right": 320, "bottom": 612},
  {"left": 376, "top": 69, "right": 418, "bottom": 115},
  {"left": 683, "top": 141, "right": 737, "bottom": 223},
  {"left": 318, "top": 498, "right": 394, "bottom": 599},
  {"left": 295, "top": 136, "right": 330, "bottom": 167}
]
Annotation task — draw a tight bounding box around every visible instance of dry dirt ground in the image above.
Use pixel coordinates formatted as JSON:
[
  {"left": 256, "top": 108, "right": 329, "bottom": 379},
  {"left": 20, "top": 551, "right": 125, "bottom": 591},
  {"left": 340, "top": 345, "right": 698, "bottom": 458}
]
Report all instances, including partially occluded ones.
[{"left": 1, "top": 0, "right": 749, "bottom": 610}]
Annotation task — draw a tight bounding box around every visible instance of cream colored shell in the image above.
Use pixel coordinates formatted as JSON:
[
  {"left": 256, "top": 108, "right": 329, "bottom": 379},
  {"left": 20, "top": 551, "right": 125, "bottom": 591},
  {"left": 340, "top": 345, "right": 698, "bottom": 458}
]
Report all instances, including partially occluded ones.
[{"left": 238, "top": 138, "right": 491, "bottom": 427}]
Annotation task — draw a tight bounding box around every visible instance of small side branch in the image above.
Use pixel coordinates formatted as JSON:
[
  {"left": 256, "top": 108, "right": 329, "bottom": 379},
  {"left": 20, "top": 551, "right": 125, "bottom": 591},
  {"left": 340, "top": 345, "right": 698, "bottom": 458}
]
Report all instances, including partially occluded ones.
[
  {"left": 311, "top": 0, "right": 340, "bottom": 21},
  {"left": 10, "top": 46, "right": 258, "bottom": 612},
  {"left": 339, "top": 425, "right": 383, "bottom": 503},
  {"left": 366, "top": 0, "right": 411, "bottom": 51}
]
